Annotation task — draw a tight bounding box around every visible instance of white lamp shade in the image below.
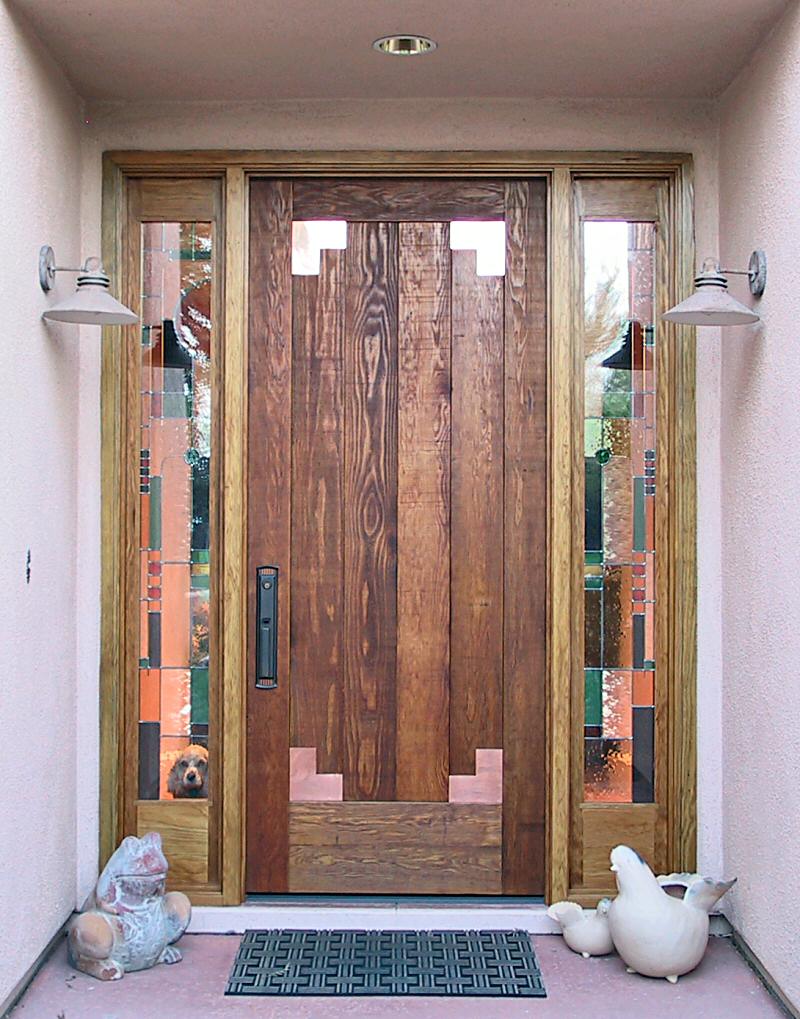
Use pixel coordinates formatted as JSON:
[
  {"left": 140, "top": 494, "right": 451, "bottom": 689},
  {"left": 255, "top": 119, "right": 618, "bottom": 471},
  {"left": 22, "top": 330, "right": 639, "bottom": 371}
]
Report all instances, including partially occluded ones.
[
  {"left": 42, "top": 276, "right": 138, "bottom": 326},
  {"left": 663, "top": 261, "right": 760, "bottom": 326},
  {"left": 662, "top": 287, "right": 759, "bottom": 326}
]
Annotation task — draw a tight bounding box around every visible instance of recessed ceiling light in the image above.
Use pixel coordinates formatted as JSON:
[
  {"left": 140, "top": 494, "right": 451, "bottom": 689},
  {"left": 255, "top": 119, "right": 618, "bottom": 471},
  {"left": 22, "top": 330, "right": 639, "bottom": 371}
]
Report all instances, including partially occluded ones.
[{"left": 373, "top": 35, "right": 437, "bottom": 56}]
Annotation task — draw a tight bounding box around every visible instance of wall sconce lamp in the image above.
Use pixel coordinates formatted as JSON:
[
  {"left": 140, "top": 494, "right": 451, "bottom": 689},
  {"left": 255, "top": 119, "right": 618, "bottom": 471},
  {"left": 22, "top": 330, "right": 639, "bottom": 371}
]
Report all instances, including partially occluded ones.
[
  {"left": 662, "top": 250, "right": 766, "bottom": 326},
  {"left": 39, "top": 245, "right": 138, "bottom": 325}
]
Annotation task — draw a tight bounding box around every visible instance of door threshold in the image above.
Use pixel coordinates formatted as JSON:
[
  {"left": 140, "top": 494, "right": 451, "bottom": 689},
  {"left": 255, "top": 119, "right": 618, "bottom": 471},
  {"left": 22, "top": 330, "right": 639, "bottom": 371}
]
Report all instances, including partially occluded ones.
[{"left": 189, "top": 898, "right": 558, "bottom": 935}]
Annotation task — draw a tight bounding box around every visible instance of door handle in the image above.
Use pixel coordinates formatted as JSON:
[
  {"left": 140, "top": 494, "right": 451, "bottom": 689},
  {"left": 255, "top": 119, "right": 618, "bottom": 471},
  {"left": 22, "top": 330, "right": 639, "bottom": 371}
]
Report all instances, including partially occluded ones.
[{"left": 256, "top": 566, "right": 279, "bottom": 689}]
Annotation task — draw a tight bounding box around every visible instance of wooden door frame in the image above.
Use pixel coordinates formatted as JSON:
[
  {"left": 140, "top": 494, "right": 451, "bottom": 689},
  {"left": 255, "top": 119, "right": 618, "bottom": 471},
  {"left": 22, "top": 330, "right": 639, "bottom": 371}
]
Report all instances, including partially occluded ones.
[{"left": 100, "top": 150, "right": 696, "bottom": 905}]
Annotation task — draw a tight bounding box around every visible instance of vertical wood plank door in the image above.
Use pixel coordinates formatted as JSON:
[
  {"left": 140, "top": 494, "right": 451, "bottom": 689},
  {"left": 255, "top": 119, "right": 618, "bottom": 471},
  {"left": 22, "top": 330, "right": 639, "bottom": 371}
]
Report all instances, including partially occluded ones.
[{"left": 247, "top": 178, "right": 547, "bottom": 895}]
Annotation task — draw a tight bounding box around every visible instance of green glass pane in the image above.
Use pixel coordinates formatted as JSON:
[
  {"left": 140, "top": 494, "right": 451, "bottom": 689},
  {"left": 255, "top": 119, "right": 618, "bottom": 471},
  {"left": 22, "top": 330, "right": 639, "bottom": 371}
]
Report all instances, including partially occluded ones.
[
  {"left": 585, "top": 418, "right": 602, "bottom": 457},
  {"left": 602, "top": 391, "right": 631, "bottom": 418},
  {"left": 585, "top": 670, "right": 603, "bottom": 727},
  {"left": 149, "top": 476, "right": 162, "bottom": 550},
  {"left": 191, "top": 667, "right": 209, "bottom": 726},
  {"left": 633, "top": 476, "right": 646, "bottom": 551}
]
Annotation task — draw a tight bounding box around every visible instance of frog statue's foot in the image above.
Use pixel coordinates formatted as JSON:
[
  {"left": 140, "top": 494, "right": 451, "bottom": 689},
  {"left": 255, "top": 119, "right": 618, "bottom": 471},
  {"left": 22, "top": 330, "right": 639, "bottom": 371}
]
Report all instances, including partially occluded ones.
[
  {"left": 163, "top": 890, "right": 192, "bottom": 944},
  {"left": 158, "top": 944, "right": 183, "bottom": 965},
  {"left": 68, "top": 913, "right": 124, "bottom": 982}
]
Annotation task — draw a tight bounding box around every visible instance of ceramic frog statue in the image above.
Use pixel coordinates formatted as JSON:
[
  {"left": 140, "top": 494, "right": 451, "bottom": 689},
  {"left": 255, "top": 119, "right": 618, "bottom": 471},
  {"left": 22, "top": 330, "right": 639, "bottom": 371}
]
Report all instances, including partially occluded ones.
[{"left": 68, "top": 832, "right": 191, "bottom": 981}]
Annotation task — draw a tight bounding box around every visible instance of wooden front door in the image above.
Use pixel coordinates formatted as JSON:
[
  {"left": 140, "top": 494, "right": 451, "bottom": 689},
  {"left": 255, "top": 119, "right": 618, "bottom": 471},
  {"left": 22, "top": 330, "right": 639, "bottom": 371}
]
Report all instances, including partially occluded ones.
[{"left": 246, "top": 178, "right": 547, "bottom": 895}]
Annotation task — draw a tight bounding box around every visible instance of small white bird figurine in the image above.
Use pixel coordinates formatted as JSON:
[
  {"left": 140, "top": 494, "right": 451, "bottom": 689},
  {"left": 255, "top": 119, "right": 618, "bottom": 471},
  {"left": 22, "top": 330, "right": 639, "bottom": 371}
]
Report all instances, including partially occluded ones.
[
  {"left": 607, "top": 845, "right": 736, "bottom": 983},
  {"left": 547, "top": 898, "right": 614, "bottom": 957}
]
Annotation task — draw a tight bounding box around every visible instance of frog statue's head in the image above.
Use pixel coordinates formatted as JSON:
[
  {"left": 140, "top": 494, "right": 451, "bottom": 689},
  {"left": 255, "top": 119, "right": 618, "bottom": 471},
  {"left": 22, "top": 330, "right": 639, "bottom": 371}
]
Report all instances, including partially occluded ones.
[{"left": 95, "top": 832, "right": 169, "bottom": 914}]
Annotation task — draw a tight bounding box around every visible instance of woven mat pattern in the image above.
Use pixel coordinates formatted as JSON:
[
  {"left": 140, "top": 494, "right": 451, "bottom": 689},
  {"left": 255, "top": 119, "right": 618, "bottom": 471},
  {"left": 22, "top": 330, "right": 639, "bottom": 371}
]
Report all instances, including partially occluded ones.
[{"left": 226, "top": 928, "right": 546, "bottom": 997}]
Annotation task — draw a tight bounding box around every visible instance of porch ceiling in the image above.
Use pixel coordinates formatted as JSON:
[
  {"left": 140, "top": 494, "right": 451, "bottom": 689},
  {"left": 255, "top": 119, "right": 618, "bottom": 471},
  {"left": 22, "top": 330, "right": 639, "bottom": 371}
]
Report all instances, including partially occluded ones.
[{"left": 13, "top": 0, "right": 789, "bottom": 103}]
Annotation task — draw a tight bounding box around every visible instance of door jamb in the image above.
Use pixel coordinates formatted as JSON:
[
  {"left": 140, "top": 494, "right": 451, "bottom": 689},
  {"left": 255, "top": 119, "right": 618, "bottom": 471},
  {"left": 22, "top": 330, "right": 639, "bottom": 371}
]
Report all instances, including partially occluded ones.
[{"left": 100, "top": 150, "right": 696, "bottom": 905}]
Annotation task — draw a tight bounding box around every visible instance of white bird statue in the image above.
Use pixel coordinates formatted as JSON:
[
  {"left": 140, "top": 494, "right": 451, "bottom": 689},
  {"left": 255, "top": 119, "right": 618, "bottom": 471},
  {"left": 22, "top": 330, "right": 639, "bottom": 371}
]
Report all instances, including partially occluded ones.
[
  {"left": 547, "top": 898, "right": 614, "bottom": 957},
  {"left": 607, "top": 845, "right": 736, "bottom": 983}
]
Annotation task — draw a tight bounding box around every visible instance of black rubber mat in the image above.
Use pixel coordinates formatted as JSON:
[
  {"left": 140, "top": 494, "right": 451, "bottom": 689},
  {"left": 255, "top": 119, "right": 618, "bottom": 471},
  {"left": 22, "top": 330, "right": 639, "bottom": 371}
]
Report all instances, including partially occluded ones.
[{"left": 225, "top": 929, "right": 547, "bottom": 997}]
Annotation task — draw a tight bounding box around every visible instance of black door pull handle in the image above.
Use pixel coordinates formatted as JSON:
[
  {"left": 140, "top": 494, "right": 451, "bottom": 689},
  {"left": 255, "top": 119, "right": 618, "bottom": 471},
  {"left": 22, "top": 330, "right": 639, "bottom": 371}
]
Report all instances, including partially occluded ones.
[{"left": 256, "top": 566, "right": 278, "bottom": 689}]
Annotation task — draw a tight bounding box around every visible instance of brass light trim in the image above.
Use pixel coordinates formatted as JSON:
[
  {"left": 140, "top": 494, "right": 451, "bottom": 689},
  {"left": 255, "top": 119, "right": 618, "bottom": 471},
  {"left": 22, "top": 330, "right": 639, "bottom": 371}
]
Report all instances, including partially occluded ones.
[{"left": 373, "top": 35, "right": 437, "bottom": 56}]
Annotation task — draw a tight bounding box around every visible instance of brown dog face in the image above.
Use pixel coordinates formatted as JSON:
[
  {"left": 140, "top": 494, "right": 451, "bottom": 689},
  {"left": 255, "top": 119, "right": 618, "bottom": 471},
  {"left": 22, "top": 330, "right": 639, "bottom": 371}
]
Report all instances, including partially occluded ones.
[{"left": 167, "top": 744, "right": 209, "bottom": 798}]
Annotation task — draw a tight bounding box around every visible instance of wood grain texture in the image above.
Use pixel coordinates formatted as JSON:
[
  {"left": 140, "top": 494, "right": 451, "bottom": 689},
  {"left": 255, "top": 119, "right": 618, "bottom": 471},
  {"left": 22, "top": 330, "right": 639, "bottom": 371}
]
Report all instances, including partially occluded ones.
[
  {"left": 396, "top": 222, "right": 451, "bottom": 802},
  {"left": 449, "top": 249, "right": 504, "bottom": 775},
  {"left": 579, "top": 803, "right": 659, "bottom": 890},
  {"left": 502, "top": 181, "right": 548, "bottom": 895},
  {"left": 137, "top": 801, "right": 209, "bottom": 886},
  {"left": 99, "top": 156, "right": 126, "bottom": 869},
  {"left": 343, "top": 221, "right": 399, "bottom": 801},
  {"left": 293, "top": 179, "right": 504, "bottom": 221},
  {"left": 575, "top": 178, "right": 661, "bottom": 222},
  {"left": 246, "top": 179, "right": 293, "bottom": 892},
  {"left": 289, "top": 802, "right": 501, "bottom": 894},
  {"left": 547, "top": 168, "right": 576, "bottom": 904},
  {"left": 291, "top": 248, "right": 345, "bottom": 775},
  {"left": 221, "top": 166, "right": 247, "bottom": 903}
]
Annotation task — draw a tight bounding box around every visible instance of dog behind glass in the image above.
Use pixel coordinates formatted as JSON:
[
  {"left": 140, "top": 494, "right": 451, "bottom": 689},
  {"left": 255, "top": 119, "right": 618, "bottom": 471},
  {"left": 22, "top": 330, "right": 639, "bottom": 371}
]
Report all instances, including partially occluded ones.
[{"left": 167, "top": 744, "right": 208, "bottom": 798}]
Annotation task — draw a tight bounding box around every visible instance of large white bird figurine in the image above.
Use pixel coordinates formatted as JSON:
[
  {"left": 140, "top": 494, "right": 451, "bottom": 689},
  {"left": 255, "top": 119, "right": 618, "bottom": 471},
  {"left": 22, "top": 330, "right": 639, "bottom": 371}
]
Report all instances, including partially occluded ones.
[
  {"left": 607, "top": 845, "right": 736, "bottom": 983},
  {"left": 547, "top": 898, "right": 614, "bottom": 957}
]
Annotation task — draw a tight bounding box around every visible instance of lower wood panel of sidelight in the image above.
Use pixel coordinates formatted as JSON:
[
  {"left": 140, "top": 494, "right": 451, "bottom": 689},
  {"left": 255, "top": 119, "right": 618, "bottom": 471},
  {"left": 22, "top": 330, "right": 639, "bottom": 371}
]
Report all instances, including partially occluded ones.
[{"left": 288, "top": 802, "right": 502, "bottom": 894}]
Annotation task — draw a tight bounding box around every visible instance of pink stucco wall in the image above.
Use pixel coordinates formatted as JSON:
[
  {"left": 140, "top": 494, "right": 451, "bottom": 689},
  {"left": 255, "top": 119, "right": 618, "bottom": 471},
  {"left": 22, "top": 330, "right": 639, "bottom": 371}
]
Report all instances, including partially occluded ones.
[
  {"left": 0, "top": 0, "right": 85, "bottom": 1007},
  {"left": 719, "top": 2, "right": 800, "bottom": 1007}
]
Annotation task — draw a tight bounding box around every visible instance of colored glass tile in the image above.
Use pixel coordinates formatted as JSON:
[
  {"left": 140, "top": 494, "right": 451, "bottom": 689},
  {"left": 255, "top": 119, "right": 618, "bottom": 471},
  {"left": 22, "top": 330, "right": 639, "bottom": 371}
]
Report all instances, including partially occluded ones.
[
  {"left": 585, "top": 551, "right": 603, "bottom": 565},
  {"left": 585, "top": 670, "right": 603, "bottom": 727},
  {"left": 585, "top": 589, "right": 602, "bottom": 669},
  {"left": 585, "top": 418, "right": 603, "bottom": 457},
  {"left": 603, "top": 457, "right": 632, "bottom": 563},
  {"left": 584, "top": 738, "right": 633, "bottom": 803},
  {"left": 139, "top": 668, "right": 160, "bottom": 722},
  {"left": 191, "top": 667, "right": 209, "bottom": 726},
  {"left": 632, "top": 707, "right": 655, "bottom": 802},
  {"left": 160, "top": 669, "right": 191, "bottom": 736},
  {"left": 605, "top": 419, "right": 631, "bottom": 457},
  {"left": 138, "top": 721, "right": 161, "bottom": 800},
  {"left": 602, "top": 565, "right": 633, "bottom": 668},
  {"left": 585, "top": 458, "right": 602, "bottom": 551},
  {"left": 149, "top": 476, "right": 162, "bottom": 550},
  {"left": 633, "top": 671, "right": 654, "bottom": 706},
  {"left": 602, "top": 392, "right": 631, "bottom": 418},
  {"left": 602, "top": 670, "right": 632, "bottom": 740}
]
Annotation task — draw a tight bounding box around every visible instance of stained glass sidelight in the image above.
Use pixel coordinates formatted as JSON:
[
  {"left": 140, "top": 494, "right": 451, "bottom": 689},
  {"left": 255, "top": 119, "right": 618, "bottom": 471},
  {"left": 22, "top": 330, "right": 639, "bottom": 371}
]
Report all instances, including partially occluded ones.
[
  {"left": 583, "top": 221, "right": 656, "bottom": 803},
  {"left": 138, "top": 222, "right": 213, "bottom": 800}
]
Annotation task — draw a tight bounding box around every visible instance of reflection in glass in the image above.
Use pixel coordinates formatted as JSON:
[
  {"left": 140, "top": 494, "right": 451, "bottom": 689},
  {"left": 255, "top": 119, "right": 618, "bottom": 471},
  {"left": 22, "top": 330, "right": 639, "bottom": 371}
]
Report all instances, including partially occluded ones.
[
  {"left": 583, "top": 221, "right": 656, "bottom": 803},
  {"left": 138, "top": 223, "right": 213, "bottom": 800}
]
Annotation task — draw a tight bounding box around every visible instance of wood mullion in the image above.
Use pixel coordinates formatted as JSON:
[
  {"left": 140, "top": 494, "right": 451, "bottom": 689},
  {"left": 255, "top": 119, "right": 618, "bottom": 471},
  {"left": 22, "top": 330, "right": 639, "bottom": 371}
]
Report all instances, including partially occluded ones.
[
  {"left": 245, "top": 179, "right": 293, "bottom": 891},
  {"left": 502, "top": 180, "right": 548, "bottom": 894}
]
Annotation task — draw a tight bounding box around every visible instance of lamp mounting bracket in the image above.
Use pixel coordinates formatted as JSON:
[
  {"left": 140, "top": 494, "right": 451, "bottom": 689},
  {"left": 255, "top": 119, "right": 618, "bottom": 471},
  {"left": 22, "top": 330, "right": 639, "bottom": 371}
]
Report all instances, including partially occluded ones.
[{"left": 719, "top": 249, "right": 767, "bottom": 298}]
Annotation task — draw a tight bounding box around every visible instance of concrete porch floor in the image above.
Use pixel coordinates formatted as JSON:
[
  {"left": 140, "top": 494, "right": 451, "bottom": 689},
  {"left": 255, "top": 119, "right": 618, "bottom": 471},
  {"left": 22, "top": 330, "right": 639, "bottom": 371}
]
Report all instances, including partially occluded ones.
[{"left": 12, "top": 933, "right": 787, "bottom": 1018}]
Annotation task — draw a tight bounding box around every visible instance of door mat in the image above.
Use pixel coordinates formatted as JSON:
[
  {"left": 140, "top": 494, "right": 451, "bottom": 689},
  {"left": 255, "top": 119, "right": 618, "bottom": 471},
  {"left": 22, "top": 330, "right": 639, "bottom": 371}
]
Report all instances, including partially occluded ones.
[{"left": 226, "top": 929, "right": 546, "bottom": 997}]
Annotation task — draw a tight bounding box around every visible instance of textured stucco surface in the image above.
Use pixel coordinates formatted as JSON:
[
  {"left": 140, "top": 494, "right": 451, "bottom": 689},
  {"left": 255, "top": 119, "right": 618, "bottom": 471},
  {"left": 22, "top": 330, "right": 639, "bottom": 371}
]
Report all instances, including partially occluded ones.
[
  {"left": 0, "top": 0, "right": 85, "bottom": 1007},
  {"left": 719, "top": 1, "right": 800, "bottom": 1009}
]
